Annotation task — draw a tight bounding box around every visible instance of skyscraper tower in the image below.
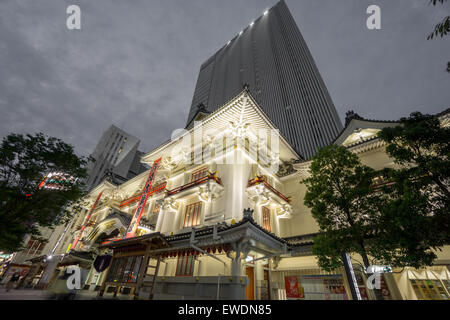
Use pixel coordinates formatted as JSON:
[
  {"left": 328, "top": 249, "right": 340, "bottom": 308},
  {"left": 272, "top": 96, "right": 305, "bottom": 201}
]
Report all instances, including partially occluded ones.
[
  {"left": 187, "top": 0, "right": 342, "bottom": 159},
  {"left": 85, "top": 125, "right": 148, "bottom": 190}
]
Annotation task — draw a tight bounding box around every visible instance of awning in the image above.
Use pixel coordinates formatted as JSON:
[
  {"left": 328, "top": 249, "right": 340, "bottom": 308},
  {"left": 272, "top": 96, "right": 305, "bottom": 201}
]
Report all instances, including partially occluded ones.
[
  {"left": 58, "top": 250, "right": 95, "bottom": 268},
  {"left": 99, "top": 232, "right": 169, "bottom": 250}
]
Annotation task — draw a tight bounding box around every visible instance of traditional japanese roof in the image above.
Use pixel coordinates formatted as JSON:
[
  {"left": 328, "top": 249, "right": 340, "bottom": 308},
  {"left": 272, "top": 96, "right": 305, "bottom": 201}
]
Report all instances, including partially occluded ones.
[
  {"left": 165, "top": 214, "right": 288, "bottom": 245},
  {"left": 186, "top": 103, "right": 211, "bottom": 128},
  {"left": 283, "top": 232, "right": 318, "bottom": 246},
  {"left": 141, "top": 87, "right": 302, "bottom": 166},
  {"left": 58, "top": 250, "right": 95, "bottom": 267},
  {"left": 333, "top": 111, "right": 399, "bottom": 147},
  {"left": 151, "top": 210, "right": 290, "bottom": 257},
  {"left": 98, "top": 213, "right": 322, "bottom": 258},
  {"left": 334, "top": 108, "right": 450, "bottom": 148},
  {"left": 99, "top": 232, "right": 169, "bottom": 250}
]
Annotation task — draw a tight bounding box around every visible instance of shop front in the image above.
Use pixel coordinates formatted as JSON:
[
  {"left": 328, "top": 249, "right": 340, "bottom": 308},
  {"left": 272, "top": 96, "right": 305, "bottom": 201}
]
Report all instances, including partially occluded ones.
[
  {"left": 392, "top": 266, "right": 450, "bottom": 300},
  {"left": 0, "top": 264, "right": 31, "bottom": 288},
  {"left": 98, "top": 232, "right": 169, "bottom": 299}
]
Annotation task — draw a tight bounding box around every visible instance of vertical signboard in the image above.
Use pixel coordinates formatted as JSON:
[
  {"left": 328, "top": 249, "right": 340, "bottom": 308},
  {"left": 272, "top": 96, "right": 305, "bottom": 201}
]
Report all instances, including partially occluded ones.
[
  {"left": 124, "top": 158, "right": 161, "bottom": 239},
  {"left": 71, "top": 191, "right": 103, "bottom": 250},
  {"left": 341, "top": 252, "right": 362, "bottom": 300},
  {"left": 285, "top": 276, "right": 301, "bottom": 299}
]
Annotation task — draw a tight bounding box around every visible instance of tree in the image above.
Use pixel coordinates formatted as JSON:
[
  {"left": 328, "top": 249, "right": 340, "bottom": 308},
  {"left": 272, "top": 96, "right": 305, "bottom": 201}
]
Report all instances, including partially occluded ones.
[
  {"left": 426, "top": 0, "right": 450, "bottom": 72},
  {"left": 303, "top": 145, "right": 387, "bottom": 299},
  {"left": 303, "top": 144, "right": 441, "bottom": 299},
  {"left": 377, "top": 112, "right": 450, "bottom": 247},
  {"left": 0, "top": 133, "right": 90, "bottom": 252},
  {"left": 427, "top": 0, "right": 450, "bottom": 40}
]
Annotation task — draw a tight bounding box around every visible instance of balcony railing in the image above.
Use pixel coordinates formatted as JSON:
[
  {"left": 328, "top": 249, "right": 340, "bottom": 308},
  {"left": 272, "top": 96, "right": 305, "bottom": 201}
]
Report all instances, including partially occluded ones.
[
  {"left": 119, "top": 182, "right": 167, "bottom": 207},
  {"left": 247, "top": 175, "right": 291, "bottom": 203},
  {"left": 166, "top": 172, "right": 222, "bottom": 196}
]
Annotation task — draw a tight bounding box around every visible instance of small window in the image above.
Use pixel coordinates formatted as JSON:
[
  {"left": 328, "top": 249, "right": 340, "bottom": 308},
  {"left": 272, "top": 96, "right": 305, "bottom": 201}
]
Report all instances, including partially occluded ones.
[
  {"left": 191, "top": 167, "right": 208, "bottom": 182},
  {"left": 183, "top": 202, "right": 202, "bottom": 228},
  {"left": 262, "top": 206, "right": 271, "bottom": 232},
  {"left": 176, "top": 255, "right": 195, "bottom": 276}
]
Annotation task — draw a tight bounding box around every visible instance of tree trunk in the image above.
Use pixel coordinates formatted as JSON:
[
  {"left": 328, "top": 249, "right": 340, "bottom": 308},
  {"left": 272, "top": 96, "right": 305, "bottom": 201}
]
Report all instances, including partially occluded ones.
[{"left": 360, "top": 251, "right": 383, "bottom": 301}]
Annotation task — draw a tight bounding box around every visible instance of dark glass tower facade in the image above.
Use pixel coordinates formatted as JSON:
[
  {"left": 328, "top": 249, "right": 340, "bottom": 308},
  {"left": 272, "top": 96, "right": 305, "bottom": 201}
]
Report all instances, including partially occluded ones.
[{"left": 186, "top": 0, "right": 342, "bottom": 159}]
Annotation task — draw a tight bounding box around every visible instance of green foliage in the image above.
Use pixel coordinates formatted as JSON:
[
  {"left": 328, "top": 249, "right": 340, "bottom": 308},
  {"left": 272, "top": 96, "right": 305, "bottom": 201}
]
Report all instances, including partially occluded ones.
[
  {"left": 427, "top": 0, "right": 449, "bottom": 39},
  {"left": 303, "top": 145, "right": 383, "bottom": 271},
  {"left": 378, "top": 112, "right": 450, "bottom": 247},
  {"left": 303, "top": 143, "right": 443, "bottom": 272},
  {"left": 0, "top": 133, "right": 90, "bottom": 252}
]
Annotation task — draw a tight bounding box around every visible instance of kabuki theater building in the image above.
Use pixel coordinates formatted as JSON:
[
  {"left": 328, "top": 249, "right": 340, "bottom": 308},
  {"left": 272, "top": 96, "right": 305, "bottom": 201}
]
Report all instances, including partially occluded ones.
[
  {"left": 31, "top": 88, "right": 450, "bottom": 300},
  {"left": 16, "top": 1, "right": 450, "bottom": 300}
]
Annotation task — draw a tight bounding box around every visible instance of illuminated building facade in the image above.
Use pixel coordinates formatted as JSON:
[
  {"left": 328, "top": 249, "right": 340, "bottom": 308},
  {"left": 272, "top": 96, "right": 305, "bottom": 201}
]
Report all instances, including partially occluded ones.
[
  {"left": 13, "top": 1, "right": 450, "bottom": 300},
  {"left": 33, "top": 89, "right": 450, "bottom": 300}
]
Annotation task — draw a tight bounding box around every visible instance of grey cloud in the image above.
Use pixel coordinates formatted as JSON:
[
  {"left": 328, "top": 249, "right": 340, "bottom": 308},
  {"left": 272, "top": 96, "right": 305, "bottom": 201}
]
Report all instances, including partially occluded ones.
[{"left": 0, "top": 0, "right": 449, "bottom": 158}]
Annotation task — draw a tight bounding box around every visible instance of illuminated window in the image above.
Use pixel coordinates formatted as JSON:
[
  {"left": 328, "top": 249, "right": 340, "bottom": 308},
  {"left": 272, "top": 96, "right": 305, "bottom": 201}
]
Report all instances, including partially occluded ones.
[
  {"left": 410, "top": 279, "right": 450, "bottom": 300},
  {"left": 191, "top": 167, "right": 208, "bottom": 182},
  {"left": 176, "top": 255, "right": 195, "bottom": 276},
  {"left": 106, "top": 256, "right": 143, "bottom": 283},
  {"left": 183, "top": 202, "right": 202, "bottom": 228},
  {"left": 262, "top": 206, "right": 271, "bottom": 232}
]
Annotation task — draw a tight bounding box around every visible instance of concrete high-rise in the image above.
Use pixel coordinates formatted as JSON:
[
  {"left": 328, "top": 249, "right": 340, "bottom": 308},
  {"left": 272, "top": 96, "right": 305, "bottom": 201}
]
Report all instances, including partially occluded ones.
[
  {"left": 85, "top": 125, "right": 148, "bottom": 190},
  {"left": 187, "top": 0, "right": 343, "bottom": 159}
]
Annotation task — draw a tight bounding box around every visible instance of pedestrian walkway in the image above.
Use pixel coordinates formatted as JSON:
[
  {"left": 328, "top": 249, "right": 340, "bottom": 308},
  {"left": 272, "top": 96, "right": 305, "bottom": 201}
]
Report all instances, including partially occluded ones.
[
  {"left": 0, "top": 287, "right": 107, "bottom": 300},
  {"left": 0, "top": 288, "right": 48, "bottom": 300}
]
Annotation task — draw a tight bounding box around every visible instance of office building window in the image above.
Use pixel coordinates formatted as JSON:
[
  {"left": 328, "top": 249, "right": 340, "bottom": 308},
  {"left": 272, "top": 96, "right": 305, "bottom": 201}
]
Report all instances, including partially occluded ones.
[{"left": 183, "top": 202, "right": 202, "bottom": 228}]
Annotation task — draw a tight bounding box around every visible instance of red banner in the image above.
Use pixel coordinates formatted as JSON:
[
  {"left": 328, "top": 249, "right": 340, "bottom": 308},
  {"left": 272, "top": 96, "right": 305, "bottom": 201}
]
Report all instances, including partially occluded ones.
[
  {"left": 285, "top": 276, "right": 300, "bottom": 299},
  {"left": 71, "top": 191, "right": 103, "bottom": 250},
  {"left": 124, "top": 158, "right": 161, "bottom": 238}
]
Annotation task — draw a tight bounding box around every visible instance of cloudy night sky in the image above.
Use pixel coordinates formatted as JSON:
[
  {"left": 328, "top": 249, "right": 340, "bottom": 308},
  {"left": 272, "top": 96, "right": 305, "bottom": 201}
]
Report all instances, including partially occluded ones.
[{"left": 1, "top": 0, "right": 449, "bottom": 157}]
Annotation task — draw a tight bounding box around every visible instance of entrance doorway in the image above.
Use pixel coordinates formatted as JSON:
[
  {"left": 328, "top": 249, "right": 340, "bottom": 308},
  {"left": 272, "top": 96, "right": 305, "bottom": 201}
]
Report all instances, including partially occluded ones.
[{"left": 246, "top": 266, "right": 255, "bottom": 300}]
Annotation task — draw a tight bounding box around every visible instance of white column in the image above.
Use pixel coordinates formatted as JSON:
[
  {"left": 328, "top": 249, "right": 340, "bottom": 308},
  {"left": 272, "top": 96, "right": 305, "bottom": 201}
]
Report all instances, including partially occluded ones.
[
  {"left": 155, "top": 209, "right": 165, "bottom": 232},
  {"left": 161, "top": 211, "right": 174, "bottom": 234},
  {"left": 173, "top": 204, "right": 183, "bottom": 231},
  {"left": 255, "top": 205, "right": 263, "bottom": 226}
]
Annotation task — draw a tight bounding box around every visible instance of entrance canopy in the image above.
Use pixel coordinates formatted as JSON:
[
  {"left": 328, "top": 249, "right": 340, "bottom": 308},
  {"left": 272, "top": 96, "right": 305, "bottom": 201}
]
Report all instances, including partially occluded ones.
[{"left": 99, "top": 232, "right": 169, "bottom": 251}]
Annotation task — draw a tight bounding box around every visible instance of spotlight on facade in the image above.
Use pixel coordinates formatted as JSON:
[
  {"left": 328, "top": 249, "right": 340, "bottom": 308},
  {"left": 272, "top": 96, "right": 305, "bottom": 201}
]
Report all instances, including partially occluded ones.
[
  {"left": 263, "top": 9, "right": 269, "bottom": 16},
  {"left": 239, "top": 30, "right": 243, "bottom": 36},
  {"left": 250, "top": 21, "right": 254, "bottom": 27}
]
